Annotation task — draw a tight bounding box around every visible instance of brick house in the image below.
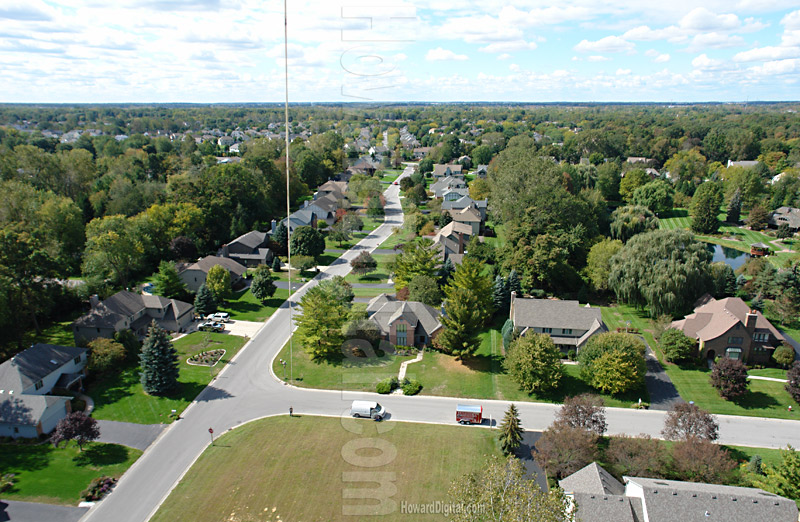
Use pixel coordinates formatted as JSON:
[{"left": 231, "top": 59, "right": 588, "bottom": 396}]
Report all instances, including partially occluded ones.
[
  {"left": 366, "top": 294, "right": 442, "bottom": 347},
  {"left": 670, "top": 296, "right": 784, "bottom": 364}
]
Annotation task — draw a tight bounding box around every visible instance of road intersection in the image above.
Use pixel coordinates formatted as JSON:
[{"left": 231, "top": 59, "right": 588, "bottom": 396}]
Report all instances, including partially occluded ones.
[{"left": 82, "top": 165, "right": 800, "bottom": 522}]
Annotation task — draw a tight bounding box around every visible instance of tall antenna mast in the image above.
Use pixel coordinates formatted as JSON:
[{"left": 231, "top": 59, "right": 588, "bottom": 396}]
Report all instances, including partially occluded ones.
[{"left": 284, "top": 0, "right": 293, "bottom": 383}]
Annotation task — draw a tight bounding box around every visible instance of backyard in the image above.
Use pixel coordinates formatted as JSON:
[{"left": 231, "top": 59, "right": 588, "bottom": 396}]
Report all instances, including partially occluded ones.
[
  {"left": 218, "top": 287, "right": 290, "bottom": 322},
  {"left": 150, "top": 416, "right": 499, "bottom": 522},
  {"left": 343, "top": 254, "right": 395, "bottom": 285},
  {"left": 89, "top": 332, "right": 246, "bottom": 424},
  {"left": 0, "top": 442, "right": 141, "bottom": 505}
]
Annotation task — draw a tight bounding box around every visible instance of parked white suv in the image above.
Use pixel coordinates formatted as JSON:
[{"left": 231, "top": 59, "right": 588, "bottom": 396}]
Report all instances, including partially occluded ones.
[{"left": 206, "top": 312, "right": 230, "bottom": 323}]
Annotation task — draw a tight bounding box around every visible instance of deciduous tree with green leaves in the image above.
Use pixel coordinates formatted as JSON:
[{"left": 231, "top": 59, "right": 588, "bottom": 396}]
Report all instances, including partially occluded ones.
[
  {"left": 659, "top": 329, "right": 697, "bottom": 364},
  {"left": 609, "top": 205, "right": 659, "bottom": 243},
  {"left": 407, "top": 274, "right": 442, "bottom": 307},
  {"left": 350, "top": 251, "right": 377, "bottom": 276},
  {"left": 579, "top": 332, "right": 646, "bottom": 395},
  {"left": 87, "top": 338, "right": 126, "bottom": 375},
  {"left": 690, "top": 182, "right": 724, "bottom": 234},
  {"left": 139, "top": 321, "right": 180, "bottom": 396},
  {"left": 498, "top": 404, "right": 524, "bottom": 456},
  {"left": 754, "top": 446, "right": 800, "bottom": 503},
  {"left": 503, "top": 333, "right": 564, "bottom": 393},
  {"left": 585, "top": 238, "right": 623, "bottom": 291},
  {"left": 295, "top": 285, "right": 350, "bottom": 360},
  {"left": 290, "top": 226, "right": 325, "bottom": 260},
  {"left": 205, "top": 264, "right": 232, "bottom": 303},
  {"left": 250, "top": 265, "right": 276, "bottom": 303}
]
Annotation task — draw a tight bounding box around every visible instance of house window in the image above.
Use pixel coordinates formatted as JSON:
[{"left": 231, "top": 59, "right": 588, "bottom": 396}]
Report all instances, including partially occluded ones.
[
  {"left": 34, "top": 380, "right": 43, "bottom": 390},
  {"left": 727, "top": 336, "right": 743, "bottom": 344},
  {"left": 396, "top": 323, "right": 407, "bottom": 346},
  {"left": 542, "top": 328, "right": 552, "bottom": 334},
  {"left": 753, "top": 333, "right": 769, "bottom": 342},
  {"left": 726, "top": 347, "right": 742, "bottom": 360},
  {"left": 74, "top": 356, "right": 82, "bottom": 364},
  {"left": 562, "top": 329, "right": 572, "bottom": 335}
]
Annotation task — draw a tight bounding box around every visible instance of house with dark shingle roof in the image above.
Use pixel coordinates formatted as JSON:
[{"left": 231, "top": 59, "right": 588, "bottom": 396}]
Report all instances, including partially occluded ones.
[
  {"left": 768, "top": 206, "right": 800, "bottom": 231},
  {"left": 560, "top": 462, "right": 798, "bottom": 522},
  {"left": 178, "top": 255, "right": 246, "bottom": 293},
  {"left": 0, "top": 344, "right": 87, "bottom": 438},
  {"left": 220, "top": 230, "right": 273, "bottom": 268},
  {"left": 73, "top": 291, "right": 194, "bottom": 343},
  {"left": 366, "top": 294, "right": 442, "bottom": 347},
  {"left": 670, "top": 296, "right": 783, "bottom": 364},
  {"left": 441, "top": 196, "right": 488, "bottom": 221},
  {"left": 510, "top": 294, "right": 607, "bottom": 352},
  {"left": 432, "top": 164, "right": 464, "bottom": 179}
]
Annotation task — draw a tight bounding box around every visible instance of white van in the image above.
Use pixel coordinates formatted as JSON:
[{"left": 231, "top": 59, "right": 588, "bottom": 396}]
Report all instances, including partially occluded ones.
[{"left": 350, "top": 400, "right": 386, "bottom": 420}]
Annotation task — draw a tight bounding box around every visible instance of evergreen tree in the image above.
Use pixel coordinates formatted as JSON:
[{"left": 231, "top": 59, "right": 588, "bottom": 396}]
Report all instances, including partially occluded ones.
[
  {"left": 272, "top": 257, "right": 282, "bottom": 272},
  {"left": 295, "top": 285, "right": 350, "bottom": 360},
  {"left": 690, "top": 182, "right": 723, "bottom": 234},
  {"left": 498, "top": 403, "right": 524, "bottom": 456},
  {"left": 250, "top": 265, "right": 276, "bottom": 302},
  {"left": 492, "top": 275, "right": 510, "bottom": 315},
  {"left": 272, "top": 222, "right": 289, "bottom": 256},
  {"left": 727, "top": 187, "right": 742, "bottom": 223},
  {"left": 152, "top": 260, "right": 188, "bottom": 300},
  {"left": 446, "top": 257, "right": 493, "bottom": 324},
  {"left": 434, "top": 287, "right": 482, "bottom": 358},
  {"left": 438, "top": 212, "right": 453, "bottom": 228},
  {"left": 507, "top": 269, "right": 522, "bottom": 296},
  {"left": 194, "top": 283, "right": 217, "bottom": 316},
  {"left": 437, "top": 257, "right": 455, "bottom": 287},
  {"left": 139, "top": 321, "right": 180, "bottom": 395}
]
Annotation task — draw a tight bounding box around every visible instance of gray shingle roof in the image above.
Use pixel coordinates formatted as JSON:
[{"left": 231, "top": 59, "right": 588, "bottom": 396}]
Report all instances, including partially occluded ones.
[
  {"left": 512, "top": 298, "right": 604, "bottom": 331},
  {"left": 367, "top": 298, "right": 442, "bottom": 337},
  {"left": 183, "top": 256, "right": 246, "bottom": 278},
  {"left": 229, "top": 230, "right": 268, "bottom": 250},
  {"left": 0, "top": 344, "right": 86, "bottom": 391},
  {"left": 560, "top": 462, "right": 625, "bottom": 496},
  {"left": 572, "top": 493, "right": 637, "bottom": 522}
]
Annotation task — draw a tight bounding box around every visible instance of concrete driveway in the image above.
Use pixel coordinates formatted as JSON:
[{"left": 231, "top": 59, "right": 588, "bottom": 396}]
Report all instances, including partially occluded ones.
[
  {"left": 0, "top": 501, "right": 86, "bottom": 522},
  {"left": 219, "top": 320, "right": 263, "bottom": 338}
]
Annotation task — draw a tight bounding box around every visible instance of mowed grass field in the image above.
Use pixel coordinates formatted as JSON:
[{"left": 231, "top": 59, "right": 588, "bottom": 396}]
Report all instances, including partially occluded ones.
[
  {"left": 219, "top": 287, "right": 290, "bottom": 322},
  {"left": 90, "top": 332, "right": 246, "bottom": 424},
  {"left": 151, "top": 416, "right": 500, "bottom": 522}
]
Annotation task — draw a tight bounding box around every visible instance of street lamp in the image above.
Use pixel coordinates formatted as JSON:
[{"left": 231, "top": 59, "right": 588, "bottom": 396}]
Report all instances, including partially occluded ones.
[{"left": 280, "top": 358, "right": 287, "bottom": 380}]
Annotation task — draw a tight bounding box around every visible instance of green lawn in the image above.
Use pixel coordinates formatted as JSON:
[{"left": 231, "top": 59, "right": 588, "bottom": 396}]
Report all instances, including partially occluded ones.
[
  {"left": 749, "top": 368, "right": 788, "bottom": 379},
  {"left": 218, "top": 287, "right": 290, "bottom": 322},
  {"left": 379, "top": 168, "right": 403, "bottom": 182},
  {"left": 352, "top": 286, "right": 394, "bottom": 298},
  {"left": 380, "top": 230, "right": 413, "bottom": 250},
  {"left": 344, "top": 254, "right": 395, "bottom": 284},
  {"left": 664, "top": 365, "right": 798, "bottom": 420},
  {"left": 151, "top": 416, "right": 499, "bottom": 522},
  {"left": 361, "top": 216, "right": 385, "bottom": 232},
  {"left": 0, "top": 442, "right": 141, "bottom": 505},
  {"left": 272, "top": 338, "right": 410, "bottom": 391},
  {"left": 601, "top": 304, "right": 660, "bottom": 360},
  {"left": 89, "top": 332, "right": 246, "bottom": 424}
]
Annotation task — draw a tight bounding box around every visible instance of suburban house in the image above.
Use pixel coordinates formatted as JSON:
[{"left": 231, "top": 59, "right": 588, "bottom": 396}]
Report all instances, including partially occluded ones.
[
  {"left": 412, "top": 147, "right": 431, "bottom": 159},
  {"left": 450, "top": 206, "right": 482, "bottom": 236},
  {"left": 559, "top": 462, "right": 798, "bottom": 522},
  {"left": 434, "top": 221, "right": 474, "bottom": 257},
  {"left": 509, "top": 294, "right": 607, "bottom": 352},
  {"left": 73, "top": 291, "right": 195, "bottom": 343},
  {"left": 432, "top": 163, "right": 464, "bottom": 179},
  {"left": 727, "top": 159, "right": 760, "bottom": 169},
  {"left": 670, "top": 296, "right": 784, "bottom": 364},
  {"left": 442, "top": 196, "right": 488, "bottom": 221},
  {"left": 306, "top": 193, "right": 342, "bottom": 227},
  {"left": 366, "top": 294, "right": 442, "bottom": 347},
  {"left": 474, "top": 165, "right": 488, "bottom": 179},
  {"left": 348, "top": 157, "right": 378, "bottom": 177},
  {"left": 178, "top": 255, "right": 246, "bottom": 293},
  {"left": 316, "top": 180, "right": 348, "bottom": 200},
  {"left": 281, "top": 207, "right": 318, "bottom": 233},
  {"left": 441, "top": 188, "right": 470, "bottom": 201},
  {"left": 220, "top": 230, "right": 273, "bottom": 268},
  {"left": 431, "top": 176, "right": 467, "bottom": 198},
  {"left": 768, "top": 206, "right": 800, "bottom": 231},
  {"left": 0, "top": 344, "right": 87, "bottom": 438}
]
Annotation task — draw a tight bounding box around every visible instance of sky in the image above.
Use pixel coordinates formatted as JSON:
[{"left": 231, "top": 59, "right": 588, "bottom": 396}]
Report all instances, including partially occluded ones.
[{"left": 1, "top": 0, "right": 800, "bottom": 103}]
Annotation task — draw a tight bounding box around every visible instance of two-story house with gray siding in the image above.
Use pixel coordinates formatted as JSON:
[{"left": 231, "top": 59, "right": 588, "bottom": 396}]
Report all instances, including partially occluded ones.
[{"left": 0, "top": 344, "right": 87, "bottom": 438}]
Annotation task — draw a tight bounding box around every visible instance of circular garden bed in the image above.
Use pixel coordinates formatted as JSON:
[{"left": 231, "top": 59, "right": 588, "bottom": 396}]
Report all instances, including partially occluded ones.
[{"left": 187, "top": 349, "right": 226, "bottom": 367}]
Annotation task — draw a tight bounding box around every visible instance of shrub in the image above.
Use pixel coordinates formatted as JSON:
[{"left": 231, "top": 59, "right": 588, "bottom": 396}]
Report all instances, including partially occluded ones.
[
  {"left": 554, "top": 394, "right": 607, "bottom": 435},
  {"left": 376, "top": 377, "right": 398, "bottom": 394},
  {"left": 662, "top": 402, "right": 719, "bottom": 441},
  {"left": 87, "top": 338, "right": 126, "bottom": 374},
  {"left": 402, "top": 379, "right": 422, "bottom": 395},
  {"left": 773, "top": 344, "right": 795, "bottom": 368},
  {"left": 606, "top": 435, "right": 667, "bottom": 478},
  {"left": 567, "top": 349, "right": 577, "bottom": 361},
  {"left": 659, "top": 329, "right": 697, "bottom": 364},
  {"left": 787, "top": 361, "right": 800, "bottom": 404},
  {"left": 710, "top": 357, "right": 749, "bottom": 400},
  {"left": 81, "top": 476, "right": 117, "bottom": 501},
  {"left": 672, "top": 438, "right": 737, "bottom": 483}
]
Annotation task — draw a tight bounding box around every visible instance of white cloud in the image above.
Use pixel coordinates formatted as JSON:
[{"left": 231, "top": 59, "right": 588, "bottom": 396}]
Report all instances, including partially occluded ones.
[
  {"left": 478, "top": 40, "right": 537, "bottom": 53},
  {"left": 783, "top": 9, "right": 800, "bottom": 30},
  {"left": 497, "top": 53, "right": 511, "bottom": 60},
  {"left": 748, "top": 58, "right": 800, "bottom": 75},
  {"left": 688, "top": 32, "right": 745, "bottom": 50},
  {"left": 425, "top": 47, "right": 467, "bottom": 61},
  {"left": 735, "top": 45, "right": 800, "bottom": 61},
  {"left": 509, "top": 63, "right": 520, "bottom": 72},
  {"left": 574, "top": 36, "right": 635, "bottom": 54},
  {"left": 692, "top": 53, "right": 725, "bottom": 70},
  {"left": 588, "top": 55, "right": 611, "bottom": 62},
  {"left": 616, "top": 68, "right": 631, "bottom": 75},
  {"left": 646, "top": 49, "right": 671, "bottom": 62},
  {"left": 679, "top": 7, "right": 741, "bottom": 32}
]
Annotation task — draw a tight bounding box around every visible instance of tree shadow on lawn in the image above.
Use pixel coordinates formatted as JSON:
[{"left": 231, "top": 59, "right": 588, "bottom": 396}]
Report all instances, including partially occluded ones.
[
  {"left": 461, "top": 353, "right": 503, "bottom": 373},
  {"left": 221, "top": 300, "right": 261, "bottom": 314},
  {"left": 731, "top": 390, "right": 780, "bottom": 410},
  {"left": 530, "top": 371, "right": 649, "bottom": 405},
  {"left": 661, "top": 209, "right": 689, "bottom": 219},
  {"left": 88, "top": 367, "right": 139, "bottom": 407},
  {"left": 73, "top": 443, "right": 129, "bottom": 467},
  {"left": 0, "top": 444, "right": 52, "bottom": 475}
]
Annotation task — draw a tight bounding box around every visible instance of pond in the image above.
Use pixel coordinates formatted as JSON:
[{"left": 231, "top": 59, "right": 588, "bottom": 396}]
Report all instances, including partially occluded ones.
[{"left": 705, "top": 243, "right": 750, "bottom": 270}]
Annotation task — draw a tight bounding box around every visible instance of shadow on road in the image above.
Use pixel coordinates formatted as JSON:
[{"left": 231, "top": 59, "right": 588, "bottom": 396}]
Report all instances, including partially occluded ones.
[{"left": 195, "top": 385, "right": 234, "bottom": 402}]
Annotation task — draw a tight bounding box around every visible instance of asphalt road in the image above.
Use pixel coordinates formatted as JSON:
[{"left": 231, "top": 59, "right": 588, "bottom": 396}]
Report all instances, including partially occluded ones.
[{"left": 82, "top": 165, "right": 800, "bottom": 522}]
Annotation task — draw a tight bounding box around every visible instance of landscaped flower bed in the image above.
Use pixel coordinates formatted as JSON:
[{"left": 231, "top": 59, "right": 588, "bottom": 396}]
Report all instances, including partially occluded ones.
[
  {"left": 187, "top": 349, "right": 226, "bottom": 367},
  {"left": 81, "top": 476, "right": 117, "bottom": 501}
]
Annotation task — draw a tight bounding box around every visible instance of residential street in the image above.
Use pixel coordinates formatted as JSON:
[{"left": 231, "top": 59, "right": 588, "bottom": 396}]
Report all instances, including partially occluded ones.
[{"left": 82, "top": 165, "right": 800, "bottom": 522}]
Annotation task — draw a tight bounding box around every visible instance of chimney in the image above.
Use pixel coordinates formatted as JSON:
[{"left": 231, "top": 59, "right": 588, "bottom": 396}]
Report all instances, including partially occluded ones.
[
  {"left": 271, "top": 219, "right": 277, "bottom": 234},
  {"left": 510, "top": 291, "right": 516, "bottom": 321},
  {"left": 458, "top": 232, "right": 465, "bottom": 254},
  {"left": 90, "top": 294, "right": 100, "bottom": 309},
  {"left": 745, "top": 311, "right": 758, "bottom": 333},
  {"left": 303, "top": 200, "right": 310, "bottom": 208}
]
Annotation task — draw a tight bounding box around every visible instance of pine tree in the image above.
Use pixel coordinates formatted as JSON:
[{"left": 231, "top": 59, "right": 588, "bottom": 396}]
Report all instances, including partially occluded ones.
[
  {"left": 437, "top": 257, "right": 455, "bottom": 287},
  {"left": 152, "top": 260, "right": 188, "bottom": 300},
  {"left": 272, "top": 257, "right": 282, "bottom": 272},
  {"left": 727, "top": 188, "right": 742, "bottom": 223},
  {"left": 446, "top": 257, "right": 493, "bottom": 324},
  {"left": 498, "top": 404, "right": 524, "bottom": 456},
  {"left": 139, "top": 321, "right": 180, "bottom": 395},
  {"left": 492, "top": 275, "right": 510, "bottom": 315},
  {"left": 194, "top": 284, "right": 217, "bottom": 316},
  {"left": 272, "top": 222, "right": 289, "bottom": 256},
  {"left": 507, "top": 269, "right": 522, "bottom": 296},
  {"left": 434, "top": 287, "right": 482, "bottom": 358}
]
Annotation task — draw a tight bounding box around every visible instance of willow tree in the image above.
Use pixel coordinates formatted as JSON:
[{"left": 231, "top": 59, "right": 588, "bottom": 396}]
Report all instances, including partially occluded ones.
[
  {"left": 608, "top": 229, "right": 712, "bottom": 317},
  {"left": 609, "top": 205, "right": 659, "bottom": 243}
]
